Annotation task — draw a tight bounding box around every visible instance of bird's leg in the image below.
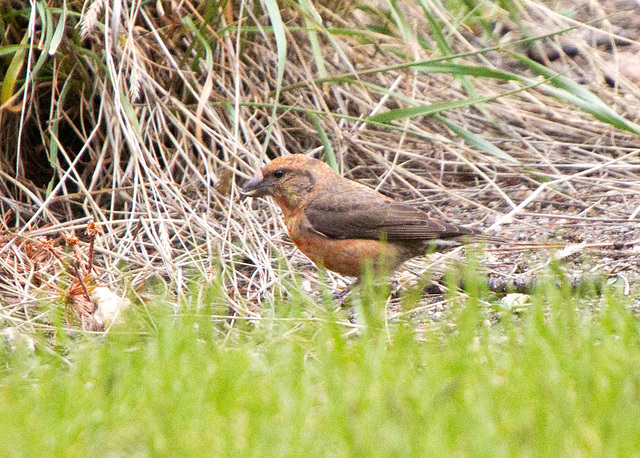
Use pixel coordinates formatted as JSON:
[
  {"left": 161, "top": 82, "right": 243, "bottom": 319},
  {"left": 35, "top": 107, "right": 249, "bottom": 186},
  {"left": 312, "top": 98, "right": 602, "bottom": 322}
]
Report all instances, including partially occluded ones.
[
  {"left": 354, "top": 269, "right": 392, "bottom": 331},
  {"left": 331, "top": 277, "right": 360, "bottom": 307},
  {"left": 330, "top": 273, "right": 390, "bottom": 331}
]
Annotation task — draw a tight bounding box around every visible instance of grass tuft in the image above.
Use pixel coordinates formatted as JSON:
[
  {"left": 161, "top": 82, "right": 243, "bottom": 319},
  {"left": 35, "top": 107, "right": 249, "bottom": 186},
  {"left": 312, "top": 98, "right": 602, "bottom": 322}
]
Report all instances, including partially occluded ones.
[{"left": 2, "top": 267, "right": 640, "bottom": 454}]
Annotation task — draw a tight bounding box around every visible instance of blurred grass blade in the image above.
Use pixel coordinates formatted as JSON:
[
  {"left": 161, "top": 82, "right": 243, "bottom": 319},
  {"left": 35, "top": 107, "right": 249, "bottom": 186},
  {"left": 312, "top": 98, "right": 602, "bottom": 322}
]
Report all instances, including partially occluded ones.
[
  {"left": 33, "top": 2, "right": 52, "bottom": 76},
  {"left": 417, "top": 0, "right": 482, "bottom": 103},
  {"left": 370, "top": 60, "right": 640, "bottom": 136},
  {"left": 367, "top": 98, "right": 480, "bottom": 122},
  {"left": 182, "top": 17, "right": 214, "bottom": 121},
  {"left": 511, "top": 52, "right": 609, "bottom": 107},
  {"left": 48, "top": 0, "right": 67, "bottom": 55},
  {"left": 119, "top": 92, "right": 142, "bottom": 137},
  {"left": 419, "top": 2, "right": 450, "bottom": 54},
  {"left": 388, "top": 0, "right": 414, "bottom": 43},
  {"left": 511, "top": 52, "right": 640, "bottom": 136},
  {"left": 357, "top": 79, "right": 518, "bottom": 162},
  {"left": 366, "top": 85, "right": 517, "bottom": 123},
  {"left": 411, "top": 62, "right": 516, "bottom": 80},
  {"left": 0, "top": 44, "right": 27, "bottom": 57},
  {"left": 536, "top": 83, "right": 640, "bottom": 136},
  {"left": 183, "top": 17, "right": 213, "bottom": 69},
  {"left": 1, "top": 34, "right": 28, "bottom": 106},
  {"left": 363, "top": 63, "right": 516, "bottom": 123},
  {"left": 262, "top": 0, "right": 287, "bottom": 154},
  {"left": 309, "top": 113, "right": 338, "bottom": 172},
  {"left": 263, "top": 0, "right": 286, "bottom": 92},
  {"left": 299, "top": 0, "right": 327, "bottom": 79},
  {"left": 435, "top": 114, "right": 519, "bottom": 163}
]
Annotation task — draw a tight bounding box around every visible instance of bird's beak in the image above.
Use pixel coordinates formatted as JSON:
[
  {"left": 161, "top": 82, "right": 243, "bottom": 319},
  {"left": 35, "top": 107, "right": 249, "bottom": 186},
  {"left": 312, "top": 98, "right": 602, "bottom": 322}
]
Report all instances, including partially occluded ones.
[{"left": 240, "top": 174, "right": 270, "bottom": 198}]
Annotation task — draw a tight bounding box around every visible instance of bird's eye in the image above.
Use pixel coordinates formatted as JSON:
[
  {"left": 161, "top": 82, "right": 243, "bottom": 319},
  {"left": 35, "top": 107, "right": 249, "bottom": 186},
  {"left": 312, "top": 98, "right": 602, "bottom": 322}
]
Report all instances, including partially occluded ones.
[{"left": 273, "top": 170, "right": 286, "bottom": 179}]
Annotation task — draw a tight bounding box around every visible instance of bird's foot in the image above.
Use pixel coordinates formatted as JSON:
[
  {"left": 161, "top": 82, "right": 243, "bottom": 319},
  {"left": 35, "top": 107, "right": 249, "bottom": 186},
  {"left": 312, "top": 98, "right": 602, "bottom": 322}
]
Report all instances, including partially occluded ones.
[{"left": 332, "top": 286, "right": 352, "bottom": 306}]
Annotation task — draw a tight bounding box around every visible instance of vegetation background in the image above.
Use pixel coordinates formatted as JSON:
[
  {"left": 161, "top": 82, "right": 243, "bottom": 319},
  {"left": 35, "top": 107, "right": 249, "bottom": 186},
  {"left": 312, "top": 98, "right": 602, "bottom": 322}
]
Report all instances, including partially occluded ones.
[{"left": 1, "top": 0, "right": 640, "bottom": 454}]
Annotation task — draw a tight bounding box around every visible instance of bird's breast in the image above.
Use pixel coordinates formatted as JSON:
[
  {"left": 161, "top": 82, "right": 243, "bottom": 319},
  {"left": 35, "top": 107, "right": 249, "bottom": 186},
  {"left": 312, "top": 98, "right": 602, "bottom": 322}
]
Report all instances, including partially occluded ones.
[{"left": 284, "top": 212, "right": 400, "bottom": 277}]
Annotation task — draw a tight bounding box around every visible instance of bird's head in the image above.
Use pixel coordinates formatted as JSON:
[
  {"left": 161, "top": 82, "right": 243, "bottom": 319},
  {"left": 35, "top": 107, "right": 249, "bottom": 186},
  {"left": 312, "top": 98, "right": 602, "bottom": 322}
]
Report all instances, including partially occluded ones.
[{"left": 241, "top": 154, "right": 336, "bottom": 212}]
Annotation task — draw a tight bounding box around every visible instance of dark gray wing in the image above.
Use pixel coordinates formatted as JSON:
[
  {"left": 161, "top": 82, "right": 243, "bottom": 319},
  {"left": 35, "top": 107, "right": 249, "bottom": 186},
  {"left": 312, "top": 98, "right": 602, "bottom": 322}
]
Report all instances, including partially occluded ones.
[{"left": 304, "top": 189, "right": 474, "bottom": 241}]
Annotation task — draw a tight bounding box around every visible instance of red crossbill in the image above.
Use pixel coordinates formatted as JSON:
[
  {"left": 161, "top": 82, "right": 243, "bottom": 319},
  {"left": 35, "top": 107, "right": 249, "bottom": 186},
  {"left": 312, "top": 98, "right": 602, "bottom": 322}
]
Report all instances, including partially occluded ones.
[{"left": 242, "top": 154, "right": 504, "bottom": 277}]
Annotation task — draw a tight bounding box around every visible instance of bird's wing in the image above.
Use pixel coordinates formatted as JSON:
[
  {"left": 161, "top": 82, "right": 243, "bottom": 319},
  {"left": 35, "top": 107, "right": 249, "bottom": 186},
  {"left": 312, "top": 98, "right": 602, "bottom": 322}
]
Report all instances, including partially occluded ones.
[{"left": 304, "top": 188, "right": 474, "bottom": 241}]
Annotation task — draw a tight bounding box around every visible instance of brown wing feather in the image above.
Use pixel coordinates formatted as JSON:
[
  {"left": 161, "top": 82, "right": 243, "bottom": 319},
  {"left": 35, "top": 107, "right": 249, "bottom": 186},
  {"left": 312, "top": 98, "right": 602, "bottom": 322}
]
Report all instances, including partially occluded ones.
[{"left": 304, "top": 187, "right": 475, "bottom": 242}]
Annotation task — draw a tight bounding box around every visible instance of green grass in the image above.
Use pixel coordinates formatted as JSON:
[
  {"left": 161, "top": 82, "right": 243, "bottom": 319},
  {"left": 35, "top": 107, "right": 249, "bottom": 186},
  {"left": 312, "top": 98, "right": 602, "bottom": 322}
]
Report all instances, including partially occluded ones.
[{"left": 2, "top": 272, "right": 640, "bottom": 456}]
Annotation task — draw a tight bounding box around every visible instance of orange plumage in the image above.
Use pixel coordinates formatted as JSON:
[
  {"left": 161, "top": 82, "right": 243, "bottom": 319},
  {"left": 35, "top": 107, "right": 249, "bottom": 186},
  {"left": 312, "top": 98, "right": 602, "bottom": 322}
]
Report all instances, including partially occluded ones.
[{"left": 242, "top": 154, "right": 504, "bottom": 277}]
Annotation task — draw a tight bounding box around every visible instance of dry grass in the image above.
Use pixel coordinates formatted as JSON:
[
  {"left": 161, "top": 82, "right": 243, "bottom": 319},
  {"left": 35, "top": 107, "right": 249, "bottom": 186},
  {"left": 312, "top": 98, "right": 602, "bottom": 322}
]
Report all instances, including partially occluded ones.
[{"left": 0, "top": 0, "right": 639, "bottom": 332}]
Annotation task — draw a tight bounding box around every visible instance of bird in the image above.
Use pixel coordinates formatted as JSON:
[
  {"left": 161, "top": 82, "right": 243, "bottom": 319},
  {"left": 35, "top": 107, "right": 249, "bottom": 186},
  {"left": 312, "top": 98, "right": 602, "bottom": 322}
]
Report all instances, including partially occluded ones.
[{"left": 241, "top": 154, "right": 505, "bottom": 277}]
